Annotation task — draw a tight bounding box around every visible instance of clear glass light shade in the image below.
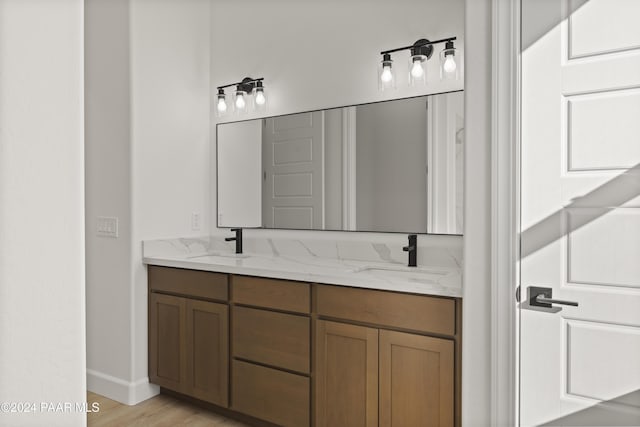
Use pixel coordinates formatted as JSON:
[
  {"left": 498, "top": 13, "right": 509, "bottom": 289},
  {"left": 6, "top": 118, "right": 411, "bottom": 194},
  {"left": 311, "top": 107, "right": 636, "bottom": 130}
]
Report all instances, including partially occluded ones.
[
  {"left": 378, "top": 57, "right": 396, "bottom": 91},
  {"left": 234, "top": 90, "right": 248, "bottom": 114},
  {"left": 440, "top": 48, "right": 458, "bottom": 80},
  {"left": 216, "top": 93, "right": 228, "bottom": 117},
  {"left": 253, "top": 87, "right": 267, "bottom": 112},
  {"left": 408, "top": 55, "right": 426, "bottom": 86}
]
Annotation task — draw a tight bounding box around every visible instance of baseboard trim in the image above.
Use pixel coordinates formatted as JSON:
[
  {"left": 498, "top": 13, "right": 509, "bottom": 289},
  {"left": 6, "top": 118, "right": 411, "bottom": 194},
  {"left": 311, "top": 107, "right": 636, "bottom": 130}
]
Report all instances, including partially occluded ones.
[{"left": 87, "top": 369, "right": 159, "bottom": 405}]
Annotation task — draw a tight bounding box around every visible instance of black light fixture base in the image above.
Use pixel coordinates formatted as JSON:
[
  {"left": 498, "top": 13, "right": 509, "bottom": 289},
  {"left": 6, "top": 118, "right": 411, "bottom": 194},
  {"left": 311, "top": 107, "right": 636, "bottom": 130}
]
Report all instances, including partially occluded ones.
[
  {"left": 411, "top": 39, "right": 434, "bottom": 59},
  {"left": 238, "top": 77, "right": 257, "bottom": 94}
]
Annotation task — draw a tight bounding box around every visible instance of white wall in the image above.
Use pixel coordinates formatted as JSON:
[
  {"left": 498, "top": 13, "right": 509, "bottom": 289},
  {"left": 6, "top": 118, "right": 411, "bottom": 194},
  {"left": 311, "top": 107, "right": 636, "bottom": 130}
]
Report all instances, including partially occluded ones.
[
  {"left": 217, "top": 121, "right": 262, "bottom": 227},
  {"left": 210, "top": 0, "right": 464, "bottom": 248},
  {"left": 356, "top": 97, "right": 428, "bottom": 232},
  {"left": 211, "top": 0, "right": 464, "bottom": 126},
  {"left": 85, "top": 0, "right": 210, "bottom": 404},
  {"left": 0, "top": 1, "right": 87, "bottom": 426},
  {"left": 130, "top": 0, "right": 211, "bottom": 388},
  {"left": 462, "top": 0, "right": 492, "bottom": 425},
  {"left": 85, "top": 0, "right": 134, "bottom": 394},
  {"left": 324, "top": 109, "right": 344, "bottom": 230}
]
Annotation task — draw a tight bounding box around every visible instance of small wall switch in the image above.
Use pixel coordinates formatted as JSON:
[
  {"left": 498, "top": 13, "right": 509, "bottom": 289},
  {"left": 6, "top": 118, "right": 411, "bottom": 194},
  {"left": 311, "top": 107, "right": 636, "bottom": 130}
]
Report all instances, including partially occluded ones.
[
  {"left": 191, "top": 212, "right": 201, "bottom": 231},
  {"left": 97, "top": 216, "right": 118, "bottom": 238}
]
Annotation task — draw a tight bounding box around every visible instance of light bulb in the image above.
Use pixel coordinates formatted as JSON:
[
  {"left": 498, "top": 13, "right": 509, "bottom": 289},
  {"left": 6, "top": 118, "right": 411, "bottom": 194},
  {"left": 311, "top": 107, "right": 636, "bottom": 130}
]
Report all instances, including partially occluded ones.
[
  {"left": 217, "top": 97, "right": 227, "bottom": 112},
  {"left": 235, "top": 93, "right": 246, "bottom": 109},
  {"left": 443, "top": 55, "right": 457, "bottom": 73},
  {"left": 380, "top": 65, "right": 393, "bottom": 83},
  {"left": 255, "top": 90, "right": 266, "bottom": 106},
  {"left": 411, "top": 59, "right": 424, "bottom": 78}
]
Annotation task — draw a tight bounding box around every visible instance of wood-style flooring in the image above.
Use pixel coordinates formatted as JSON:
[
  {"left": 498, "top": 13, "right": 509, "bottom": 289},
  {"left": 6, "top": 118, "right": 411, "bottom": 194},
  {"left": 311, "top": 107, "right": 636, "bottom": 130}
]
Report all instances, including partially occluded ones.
[{"left": 87, "top": 392, "right": 250, "bottom": 427}]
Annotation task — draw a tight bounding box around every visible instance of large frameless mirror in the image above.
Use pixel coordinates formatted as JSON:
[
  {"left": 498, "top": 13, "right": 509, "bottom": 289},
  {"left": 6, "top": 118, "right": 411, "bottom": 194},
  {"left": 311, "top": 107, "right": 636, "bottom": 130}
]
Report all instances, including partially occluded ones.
[{"left": 217, "top": 90, "right": 464, "bottom": 235}]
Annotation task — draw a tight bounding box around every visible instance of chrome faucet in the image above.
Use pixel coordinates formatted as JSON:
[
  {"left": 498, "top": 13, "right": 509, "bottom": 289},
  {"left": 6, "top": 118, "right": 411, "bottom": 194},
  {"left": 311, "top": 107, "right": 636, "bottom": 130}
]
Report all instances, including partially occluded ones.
[
  {"left": 225, "top": 228, "right": 243, "bottom": 254},
  {"left": 403, "top": 234, "right": 417, "bottom": 267}
]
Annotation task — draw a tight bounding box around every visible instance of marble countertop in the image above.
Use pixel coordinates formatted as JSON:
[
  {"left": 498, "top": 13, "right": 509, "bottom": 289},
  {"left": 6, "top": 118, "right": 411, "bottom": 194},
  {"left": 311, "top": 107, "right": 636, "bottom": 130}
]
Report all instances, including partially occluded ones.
[{"left": 143, "top": 238, "right": 462, "bottom": 298}]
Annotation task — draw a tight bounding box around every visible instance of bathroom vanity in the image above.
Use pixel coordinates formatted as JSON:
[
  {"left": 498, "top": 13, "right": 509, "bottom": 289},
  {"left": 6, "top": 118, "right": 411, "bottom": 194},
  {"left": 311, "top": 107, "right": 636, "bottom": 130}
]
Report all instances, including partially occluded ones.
[{"left": 145, "top": 243, "right": 462, "bottom": 427}]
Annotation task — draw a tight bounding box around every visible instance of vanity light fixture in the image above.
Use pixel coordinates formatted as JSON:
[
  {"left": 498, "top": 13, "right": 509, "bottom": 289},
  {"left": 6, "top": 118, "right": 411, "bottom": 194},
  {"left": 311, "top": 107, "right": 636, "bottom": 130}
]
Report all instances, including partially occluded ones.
[
  {"left": 379, "top": 37, "right": 457, "bottom": 90},
  {"left": 440, "top": 40, "right": 458, "bottom": 80},
  {"left": 215, "top": 77, "right": 267, "bottom": 116},
  {"left": 378, "top": 53, "right": 396, "bottom": 91},
  {"left": 253, "top": 80, "right": 267, "bottom": 112},
  {"left": 234, "top": 85, "right": 248, "bottom": 113},
  {"left": 408, "top": 38, "right": 432, "bottom": 86},
  {"left": 216, "top": 88, "right": 228, "bottom": 117}
]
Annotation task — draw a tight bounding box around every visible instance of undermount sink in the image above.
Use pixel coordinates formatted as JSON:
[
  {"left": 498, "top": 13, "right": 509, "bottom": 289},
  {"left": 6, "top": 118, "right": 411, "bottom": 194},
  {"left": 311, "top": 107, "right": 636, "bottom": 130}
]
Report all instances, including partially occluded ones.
[
  {"left": 352, "top": 265, "right": 449, "bottom": 277},
  {"left": 186, "top": 252, "right": 250, "bottom": 260}
]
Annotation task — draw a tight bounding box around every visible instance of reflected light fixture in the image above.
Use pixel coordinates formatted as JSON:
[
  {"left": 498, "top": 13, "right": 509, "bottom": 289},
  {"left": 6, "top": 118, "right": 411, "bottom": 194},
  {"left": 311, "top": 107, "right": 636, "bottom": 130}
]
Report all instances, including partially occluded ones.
[
  {"left": 378, "top": 36, "right": 457, "bottom": 90},
  {"left": 216, "top": 77, "right": 267, "bottom": 116}
]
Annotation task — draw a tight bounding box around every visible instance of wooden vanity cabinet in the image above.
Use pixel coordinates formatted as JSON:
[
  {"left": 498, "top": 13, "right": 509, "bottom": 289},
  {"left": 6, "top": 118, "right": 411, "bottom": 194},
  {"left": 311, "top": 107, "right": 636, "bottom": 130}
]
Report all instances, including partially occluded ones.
[
  {"left": 230, "top": 275, "right": 311, "bottom": 427},
  {"left": 315, "top": 285, "right": 460, "bottom": 427},
  {"left": 379, "top": 330, "right": 454, "bottom": 427},
  {"left": 149, "top": 292, "right": 187, "bottom": 392},
  {"left": 315, "top": 320, "right": 379, "bottom": 427},
  {"left": 148, "top": 266, "right": 229, "bottom": 407},
  {"left": 148, "top": 267, "right": 461, "bottom": 427}
]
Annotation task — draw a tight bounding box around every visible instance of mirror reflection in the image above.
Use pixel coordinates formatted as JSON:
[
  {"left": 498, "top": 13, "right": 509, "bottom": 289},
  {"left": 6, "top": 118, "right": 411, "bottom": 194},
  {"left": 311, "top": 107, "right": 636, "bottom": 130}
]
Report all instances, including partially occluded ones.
[{"left": 217, "top": 91, "right": 464, "bottom": 235}]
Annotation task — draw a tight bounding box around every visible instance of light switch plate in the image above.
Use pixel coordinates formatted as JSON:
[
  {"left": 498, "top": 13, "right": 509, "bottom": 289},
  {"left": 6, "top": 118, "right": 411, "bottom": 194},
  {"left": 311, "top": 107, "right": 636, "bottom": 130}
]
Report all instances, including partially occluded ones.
[
  {"left": 97, "top": 216, "right": 118, "bottom": 238},
  {"left": 191, "top": 212, "right": 201, "bottom": 231}
]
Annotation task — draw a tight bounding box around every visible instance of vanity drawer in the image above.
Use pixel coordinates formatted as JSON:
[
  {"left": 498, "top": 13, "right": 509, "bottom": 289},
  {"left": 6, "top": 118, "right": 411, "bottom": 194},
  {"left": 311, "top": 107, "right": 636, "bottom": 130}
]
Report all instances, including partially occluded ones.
[
  {"left": 232, "top": 275, "right": 310, "bottom": 314},
  {"left": 316, "top": 285, "right": 456, "bottom": 336},
  {"left": 233, "top": 306, "right": 310, "bottom": 374},
  {"left": 148, "top": 266, "right": 228, "bottom": 302},
  {"left": 232, "top": 360, "right": 310, "bottom": 427}
]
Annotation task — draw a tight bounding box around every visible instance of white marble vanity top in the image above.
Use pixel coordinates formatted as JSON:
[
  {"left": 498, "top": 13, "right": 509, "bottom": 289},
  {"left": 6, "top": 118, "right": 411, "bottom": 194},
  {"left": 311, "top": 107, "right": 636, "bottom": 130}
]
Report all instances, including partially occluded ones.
[{"left": 143, "top": 237, "right": 462, "bottom": 298}]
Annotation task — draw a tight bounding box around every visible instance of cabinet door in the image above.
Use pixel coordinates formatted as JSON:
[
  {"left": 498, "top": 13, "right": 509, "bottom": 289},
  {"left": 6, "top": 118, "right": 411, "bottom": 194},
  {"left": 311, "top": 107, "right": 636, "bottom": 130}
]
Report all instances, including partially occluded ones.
[
  {"left": 315, "top": 320, "right": 378, "bottom": 427},
  {"left": 186, "top": 299, "right": 229, "bottom": 407},
  {"left": 379, "top": 330, "right": 454, "bottom": 427},
  {"left": 149, "top": 293, "right": 187, "bottom": 392}
]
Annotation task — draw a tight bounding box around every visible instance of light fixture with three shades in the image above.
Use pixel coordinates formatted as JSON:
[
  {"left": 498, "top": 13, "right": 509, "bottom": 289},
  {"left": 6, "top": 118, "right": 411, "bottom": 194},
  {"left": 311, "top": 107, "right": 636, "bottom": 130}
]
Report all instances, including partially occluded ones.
[
  {"left": 216, "top": 77, "right": 267, "bottom": 117},
  {"left": 378, "top": 37, "right": 458, "bottom": 91}
]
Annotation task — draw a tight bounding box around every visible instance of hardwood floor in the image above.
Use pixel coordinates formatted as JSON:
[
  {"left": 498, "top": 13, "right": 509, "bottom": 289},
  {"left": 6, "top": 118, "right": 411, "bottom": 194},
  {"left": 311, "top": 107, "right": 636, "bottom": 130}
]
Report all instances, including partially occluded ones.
[{"left": 87, "top": 392, "right": 249, "bottom": 427}]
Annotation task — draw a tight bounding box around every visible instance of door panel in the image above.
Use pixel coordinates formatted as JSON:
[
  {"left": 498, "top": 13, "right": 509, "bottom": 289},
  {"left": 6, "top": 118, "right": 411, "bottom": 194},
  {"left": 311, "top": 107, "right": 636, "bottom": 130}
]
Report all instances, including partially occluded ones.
[
  {"left": 568, "top": 0, "right": 640, "bottom": 58},
  {"left": 315, "top": 320, "right": 378, "bottom": 427},
  {"left": 186, "top": 299, "right": 228, "bottom": 407},
  {"left": 567, "top": 208, "right": 640, "bottom": 288},
  {"left": 149, "top": 293, "right": 187, "bottom": 392},
  {"left": 566, "top": 89, "right": 640, "bottom": 171},
  {"left": 521, "top": 0, "right": 640, "bottom": 425},
  {"left": 263, "top": 111, "right": 324, "bottom": 229},
  {"left": 379, "top": 330, "right": 454, "bottom": 427},
  {"left": 566, "top": 320, "right": 640, "bottom": 402}
]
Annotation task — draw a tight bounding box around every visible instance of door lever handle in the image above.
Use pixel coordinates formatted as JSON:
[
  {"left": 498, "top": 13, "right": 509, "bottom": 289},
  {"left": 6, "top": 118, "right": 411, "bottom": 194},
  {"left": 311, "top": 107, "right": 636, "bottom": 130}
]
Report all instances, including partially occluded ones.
[
  {"left": 534, "top": 295, "right": 578, "bottom": 307},
  {"left": 528, "top": 286, "right": 579, "bottom": 308}
]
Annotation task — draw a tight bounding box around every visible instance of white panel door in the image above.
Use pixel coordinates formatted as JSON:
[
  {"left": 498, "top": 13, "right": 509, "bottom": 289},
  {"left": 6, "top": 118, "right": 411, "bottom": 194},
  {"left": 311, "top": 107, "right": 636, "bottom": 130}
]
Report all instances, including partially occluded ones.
[
  {"left": 262, "top": 111, "right": 324, "bottom": 229},
  {"left": 521, "top": 1, "right": 640, "bottom": 426}
]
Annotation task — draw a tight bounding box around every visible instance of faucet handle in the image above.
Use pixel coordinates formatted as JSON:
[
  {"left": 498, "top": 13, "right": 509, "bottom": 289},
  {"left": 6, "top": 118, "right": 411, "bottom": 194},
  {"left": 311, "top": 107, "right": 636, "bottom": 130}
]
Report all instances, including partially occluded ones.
[{"left": 230, "top": 227, "right": 242, "bottom": 232}]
